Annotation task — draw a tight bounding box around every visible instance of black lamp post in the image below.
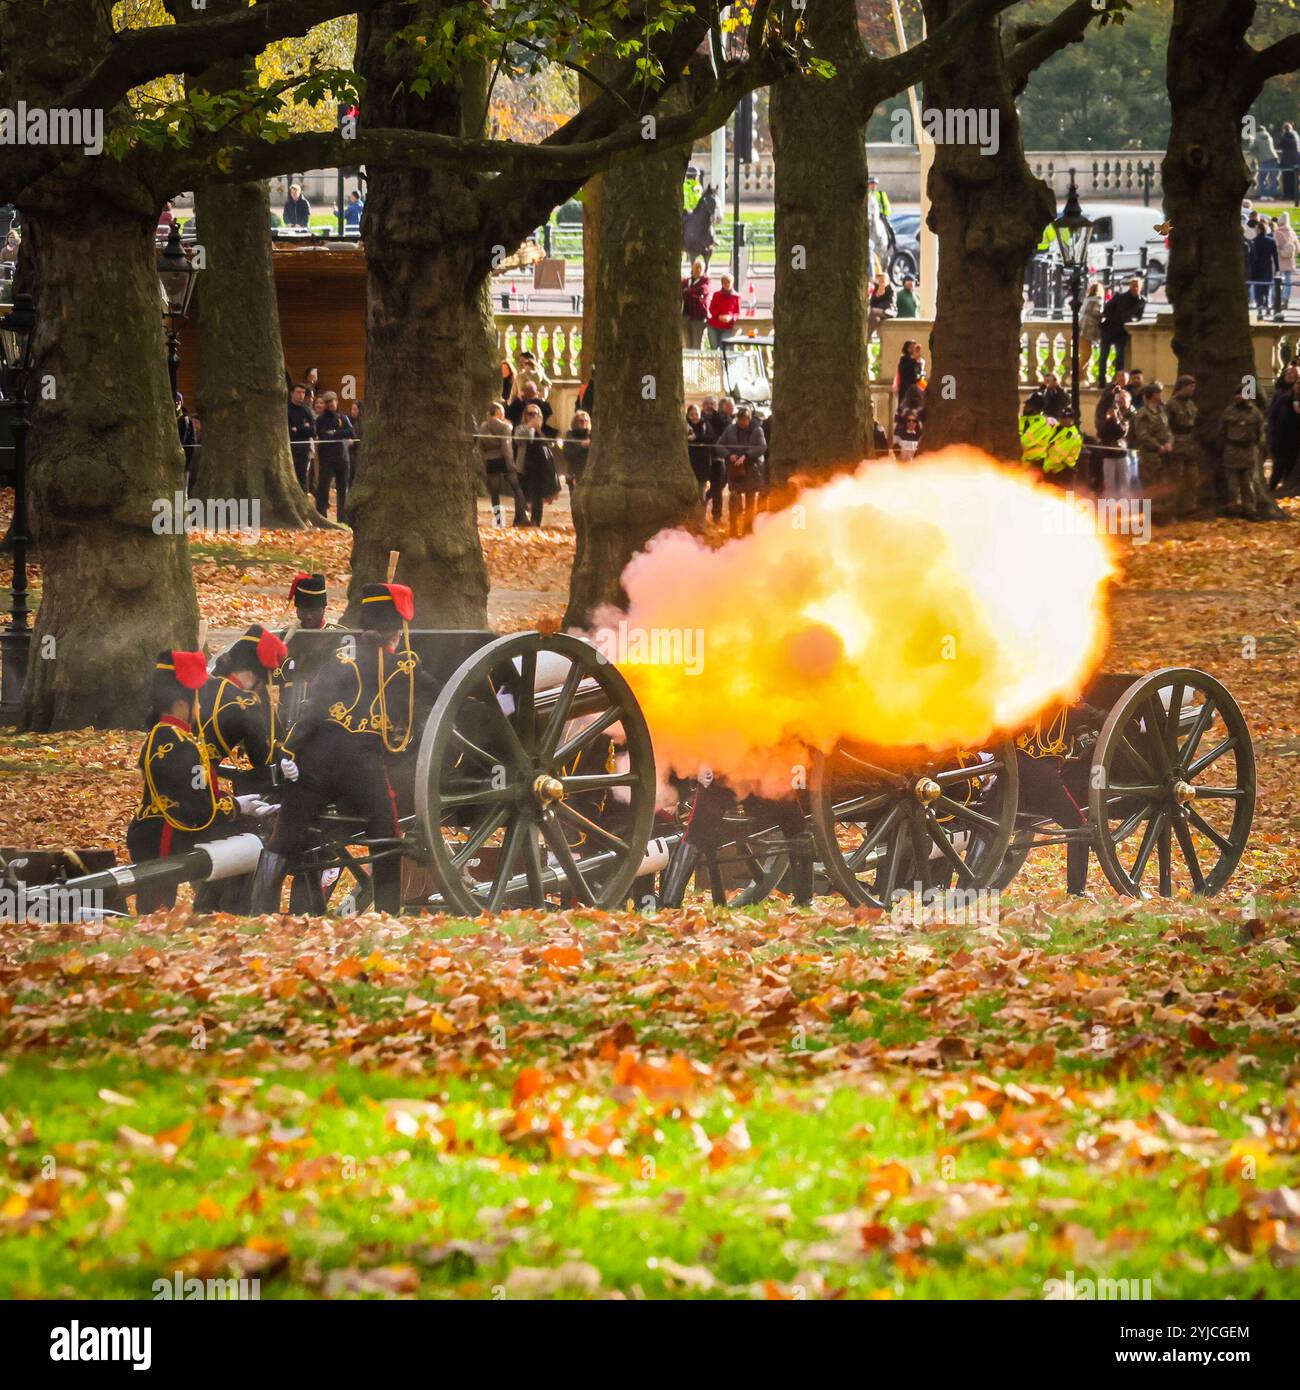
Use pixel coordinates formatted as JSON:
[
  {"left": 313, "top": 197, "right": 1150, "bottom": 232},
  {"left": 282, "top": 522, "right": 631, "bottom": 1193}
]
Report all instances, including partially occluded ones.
[
  {"left": 0, "top": 292, "right": 35, "bottom": 723},
  {"left": 1052, "top": 174, "right": 1094, "bottom": 425},
  {"left": 156, "top": 222, "right": 197, "bottom": 397}
]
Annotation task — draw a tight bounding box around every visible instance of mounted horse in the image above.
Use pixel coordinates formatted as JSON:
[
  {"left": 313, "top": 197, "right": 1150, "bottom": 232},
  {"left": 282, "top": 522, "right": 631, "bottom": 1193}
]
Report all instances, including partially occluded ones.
[{"left": 683, "top": 185, "right": 718, "bottom": 268}]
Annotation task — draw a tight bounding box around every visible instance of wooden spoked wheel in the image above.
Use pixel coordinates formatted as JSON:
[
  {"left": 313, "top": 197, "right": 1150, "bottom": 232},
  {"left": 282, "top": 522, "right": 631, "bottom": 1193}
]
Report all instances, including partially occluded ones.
[
  {"left": 415, "top": 633, "right": 657, "bottom": 915},
  {"left": 809, "top": 741, "right": 1019, "bottom": 909},
  {"left": 1089, "top": 668, "right": 1255, "bottom": 897}
]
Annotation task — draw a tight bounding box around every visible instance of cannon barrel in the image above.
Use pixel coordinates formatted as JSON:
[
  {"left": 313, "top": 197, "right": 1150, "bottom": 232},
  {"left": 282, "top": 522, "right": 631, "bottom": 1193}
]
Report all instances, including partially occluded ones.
[{"left": 23, "top": 832, "right": 265, "bottom": 915}]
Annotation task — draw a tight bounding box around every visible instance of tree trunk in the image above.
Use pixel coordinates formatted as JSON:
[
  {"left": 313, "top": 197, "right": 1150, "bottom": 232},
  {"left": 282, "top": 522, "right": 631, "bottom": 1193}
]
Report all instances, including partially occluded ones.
[
  {"left": 193, "top": 180, "right": 326, "bottom": 528},
  {"left": 21, "top": 193, "right": 198, "bottom": 730},
  {"left": 920, "top": 0, "right": 1054, "bottom": 460},
  {"left": 578, "top": 73, "right": 604, "bottom": 386},
  {"left": 345, "top": 4, "right": 491, "bottom": 624},
  {"left": 563, "top": 106, "right": 700, "bottom": 627},
  {"left": 1164, "top": 0, "right": 1284, "bottom": 518},
  {"left": 768, "top": 0, "right": 873, "bottom": 492}
]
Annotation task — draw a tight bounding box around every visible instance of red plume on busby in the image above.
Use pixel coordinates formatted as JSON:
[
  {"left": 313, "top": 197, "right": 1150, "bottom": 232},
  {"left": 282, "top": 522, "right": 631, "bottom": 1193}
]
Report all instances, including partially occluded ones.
[
  {"left": 257, "top": 628, "right": 289, "bottom": 671},
  {"left": 159, "top": 650, "right": 208, "bottom": 690},
  {"left": 388, "top": 583, "right": 414, "bottom": 622}
]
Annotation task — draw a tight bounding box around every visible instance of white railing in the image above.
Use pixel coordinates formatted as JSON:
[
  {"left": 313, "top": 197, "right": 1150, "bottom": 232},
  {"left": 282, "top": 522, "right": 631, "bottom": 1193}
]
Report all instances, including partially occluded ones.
[{"left": 496, "top": 313, "right": 583, "bottom": 382}]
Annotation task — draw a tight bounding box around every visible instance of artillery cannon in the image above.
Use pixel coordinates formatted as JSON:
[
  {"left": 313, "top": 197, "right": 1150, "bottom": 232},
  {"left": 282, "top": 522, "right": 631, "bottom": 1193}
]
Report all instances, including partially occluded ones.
[{"left": 21, "top": 632, "right": 1258, "bottom": 919}]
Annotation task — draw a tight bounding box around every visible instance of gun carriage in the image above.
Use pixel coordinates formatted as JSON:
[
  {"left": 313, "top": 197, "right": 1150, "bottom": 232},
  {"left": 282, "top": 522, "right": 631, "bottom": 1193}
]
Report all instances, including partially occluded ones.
[{"left": 10, "top": 632, "right": 1255, "bottom": 917}]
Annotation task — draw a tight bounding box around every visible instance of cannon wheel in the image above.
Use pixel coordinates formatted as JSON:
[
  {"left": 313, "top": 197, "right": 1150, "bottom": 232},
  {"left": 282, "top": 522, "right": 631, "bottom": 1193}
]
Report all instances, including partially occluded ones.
[
  {"left": 1089, "top": 668, "right": 1255, "bottom": 898},
  {"left": 809, "top": 741, "right": 1019, "bottom": 909},
  {"left": 415, "top": 632, "right": 656, "bottom": 915}
]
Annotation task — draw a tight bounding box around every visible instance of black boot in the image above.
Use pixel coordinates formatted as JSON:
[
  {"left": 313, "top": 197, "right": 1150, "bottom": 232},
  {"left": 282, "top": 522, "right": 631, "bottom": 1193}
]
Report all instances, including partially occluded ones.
[
  {"left": 788, "top": 833, "right": 815, "bottom": 907},
  {"left": 1066, "top": 840, "right": 1090, "bottom": 896},
  {"left": 659, "top": 841, "right": 702, "bottom": 909},
  {"left": 248, "top": 850, "right": 290, "bottom": 914},
  {"left": 371, "top": 856, "right": 402, "bottom": 915}
]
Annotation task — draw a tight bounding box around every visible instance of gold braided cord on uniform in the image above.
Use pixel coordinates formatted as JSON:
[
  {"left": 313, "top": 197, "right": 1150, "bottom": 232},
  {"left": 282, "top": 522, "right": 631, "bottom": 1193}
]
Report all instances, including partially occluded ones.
[
  {"left": 376, "top": 628, "right": 416, "bottom": 755},
  {"left": 142, "top": 724, "right": 220, "bottom": 832},
  {"left": 1016, "top": 706, "right": 1071, "bottom": 759}
]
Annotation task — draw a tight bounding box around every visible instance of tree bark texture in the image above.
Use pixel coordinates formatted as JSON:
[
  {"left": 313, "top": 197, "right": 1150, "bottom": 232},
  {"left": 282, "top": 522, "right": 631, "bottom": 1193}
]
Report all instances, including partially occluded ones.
[
  {"left": 7, "top": 3, "right": 197, "bottom": 729},
  {"left": 768, "top": 0, "right": 874, "bottom": 492},
  {"left": 564, "top": 96, "right": 701, "bottom": 627},
  {"left": 346, "top": 3, "right": 492, "bottom": 625},
  {"left": 193, "top": 181, "right": 325, "bottom": 528},
  {"left": 920, "top": 0, "right": 1055, "bottom": 461},
  {"left": 1164, "top": 0, "right": 1283, "bottom": 517}
]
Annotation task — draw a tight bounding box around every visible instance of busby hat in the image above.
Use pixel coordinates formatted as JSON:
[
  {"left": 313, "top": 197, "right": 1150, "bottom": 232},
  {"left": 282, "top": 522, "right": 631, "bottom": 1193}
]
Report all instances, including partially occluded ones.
[
  {"left": 221, "top": 624, "right": 289, "bottom": 675},
  {"left": 155, "top": 649, "right": 208, "bottom": 690},
  {"left": 150, "top": 649, "right": 208, "bottom": 721},
  {"left": 288, "top": 572, "right": 328, "bottom": 605},
  {"left": 360, "top": 581, "right": 414, "bottom": 628}
]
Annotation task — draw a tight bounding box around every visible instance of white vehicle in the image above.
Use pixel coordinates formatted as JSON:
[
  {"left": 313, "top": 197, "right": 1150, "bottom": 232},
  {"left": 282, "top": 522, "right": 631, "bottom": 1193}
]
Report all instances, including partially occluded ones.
[{"left": 1065, "top": 200, "right": 1170, "bottom": 290}]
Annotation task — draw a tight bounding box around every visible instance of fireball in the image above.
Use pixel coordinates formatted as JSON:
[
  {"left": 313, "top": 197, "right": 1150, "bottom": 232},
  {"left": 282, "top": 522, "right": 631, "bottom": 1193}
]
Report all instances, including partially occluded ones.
[{"left": 594, "top": 449, "right": 1115, "bottom": 795}]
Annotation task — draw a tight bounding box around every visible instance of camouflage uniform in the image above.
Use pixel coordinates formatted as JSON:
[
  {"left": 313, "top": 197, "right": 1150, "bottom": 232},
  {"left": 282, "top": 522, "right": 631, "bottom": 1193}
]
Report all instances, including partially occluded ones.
[
  {"left": 1219, "top": 399, "right": 1266, "bottom": 513},
  {"left": 1166, "top": 394, "right": 1200, "bottom": 515},
  {"left": 1132, "top": 402, "right": 1173, "bottom": 519}
]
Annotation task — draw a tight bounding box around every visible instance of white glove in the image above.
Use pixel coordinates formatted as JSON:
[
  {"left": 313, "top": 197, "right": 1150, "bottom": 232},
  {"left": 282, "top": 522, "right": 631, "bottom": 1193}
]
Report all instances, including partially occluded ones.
[
  {"left": 235, "top": 795, "right": 275, "bottom": 819},
  {"left": 279, "top": 757, "right": 300, "bottom": 783}
]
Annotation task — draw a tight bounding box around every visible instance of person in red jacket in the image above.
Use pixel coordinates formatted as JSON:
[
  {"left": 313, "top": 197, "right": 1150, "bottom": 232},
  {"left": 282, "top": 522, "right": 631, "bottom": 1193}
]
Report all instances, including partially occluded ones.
[
  {"left": 681, "top": 256, "right": 710, "bottom": 349},
  {"left": 707, "top": 273, "right": 741, "bottom": 349}
]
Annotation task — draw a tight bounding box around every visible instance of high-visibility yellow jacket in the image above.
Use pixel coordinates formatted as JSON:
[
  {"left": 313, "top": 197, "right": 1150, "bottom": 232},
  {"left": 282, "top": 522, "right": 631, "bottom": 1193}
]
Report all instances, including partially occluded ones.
[
  {"left": 1043, "top": 423, "right": 1083, "bottom": 474},
  {"left": 1018, "top": 411, "right": 1054, "bottom": 467}
]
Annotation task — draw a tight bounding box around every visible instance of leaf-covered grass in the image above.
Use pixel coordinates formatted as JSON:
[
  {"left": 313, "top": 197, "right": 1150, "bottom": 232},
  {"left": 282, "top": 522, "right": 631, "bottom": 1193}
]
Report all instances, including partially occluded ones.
[{"left": 2, "top": 903, "right": 1297, "bottom": 1300}]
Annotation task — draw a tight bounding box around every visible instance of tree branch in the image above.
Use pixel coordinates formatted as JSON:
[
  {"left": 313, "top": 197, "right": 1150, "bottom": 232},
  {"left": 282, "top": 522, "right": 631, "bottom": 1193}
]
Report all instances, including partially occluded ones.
[
  {"left": 51, "top": 0, "right": 383, "bottom": 117},
  {"left": 154, "top": 42, "right": 794, "bottom": 193},
  {"left": 1251, "top": 31, "right": 1300, "bottom": 84},
  {"left": 861, "top": 0, "right": 1025, "bottom": 106},
  {"left": 1006, "top": 0, "right": 1105, "bottom": 91}
]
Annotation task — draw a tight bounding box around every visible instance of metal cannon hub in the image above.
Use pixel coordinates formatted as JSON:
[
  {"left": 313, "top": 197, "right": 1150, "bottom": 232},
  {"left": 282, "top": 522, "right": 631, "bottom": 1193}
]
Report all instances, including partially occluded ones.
[
  {"left": 533, "top": 774, "right": 566, "bottom": 805},
  {"left": 1173, "top": 780, "right": 1197, "bottom": 806},
  {"left": 914, "top": 777, "right": 942, "bottom": 805}
]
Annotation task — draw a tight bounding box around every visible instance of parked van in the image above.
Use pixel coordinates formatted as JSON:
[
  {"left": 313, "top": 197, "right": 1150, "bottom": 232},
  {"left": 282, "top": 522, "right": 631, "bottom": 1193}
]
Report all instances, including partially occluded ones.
[{"left": 1081, "top": 201, "right": 1170, "bottom": 288}]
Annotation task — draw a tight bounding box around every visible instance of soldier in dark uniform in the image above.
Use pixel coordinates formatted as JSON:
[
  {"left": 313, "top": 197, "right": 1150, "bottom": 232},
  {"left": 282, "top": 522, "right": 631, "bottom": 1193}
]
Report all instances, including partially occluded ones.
[
  {"left": 272, "top": 573, "right": 344, "bottom": 725},
  {"left": 248, "top": 583, "right": 440, "bottom": 915},
  {"left": 128, "top": 651, "right": 239, "bottom": 913},
  {"left": 197, "top": 624, "right": 289, "bottom": 794},
  {"left": 1013, "top": 703, "right": 1105, "bottom": 896}
]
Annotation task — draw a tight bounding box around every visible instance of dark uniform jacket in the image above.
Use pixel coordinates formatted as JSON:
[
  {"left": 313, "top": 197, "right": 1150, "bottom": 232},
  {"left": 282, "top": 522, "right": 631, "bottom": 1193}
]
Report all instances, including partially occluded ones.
[
  {"left": 315, "top": 409, "right": 356, "bottom": 469},
  {"left": 282, "top": 636, "right": 440, "bottom": 762},
  {"left": 130, "top": 716, "right": 237, "bottom": 855},
  {"left": 196, "top": 677, "right": 278, "bottom": 790},
  {"left": 271, "top": 624, "right": 345, "bottom": 725},
  {"left": 287, "top": 401, "right": 316, "bottom": 459}
]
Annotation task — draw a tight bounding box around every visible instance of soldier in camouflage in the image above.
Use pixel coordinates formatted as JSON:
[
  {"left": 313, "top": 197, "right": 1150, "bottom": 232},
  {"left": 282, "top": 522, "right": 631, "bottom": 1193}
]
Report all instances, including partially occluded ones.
[
  {"left": 1219, "top": 389, "right": 1267, "bottom": 516},
  {"left": 1166, "top": 374, "right": 1200, "bottom": 517},
  {"left": 1132, "top": 382, "right": 1174, "bottom": 521}
]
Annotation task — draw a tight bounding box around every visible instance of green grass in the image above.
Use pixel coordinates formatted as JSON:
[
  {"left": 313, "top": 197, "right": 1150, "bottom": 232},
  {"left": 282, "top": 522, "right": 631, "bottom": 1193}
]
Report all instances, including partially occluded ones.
[{"left": 1, "top": 906, "right": 1297, "bottom": 1299}]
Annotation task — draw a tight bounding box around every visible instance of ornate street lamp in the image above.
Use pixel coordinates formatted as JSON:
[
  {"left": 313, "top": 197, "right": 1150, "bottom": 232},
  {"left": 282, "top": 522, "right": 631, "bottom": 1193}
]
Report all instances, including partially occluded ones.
[
  {"left": 0, "top": 293, "right": 35, "bottom": 723},
  {"left": 1053, "top": 174, "right": 1094, "bottom": 424},
  {"left": 156, "top": 221, "right": 197, "bottom": 397}
]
